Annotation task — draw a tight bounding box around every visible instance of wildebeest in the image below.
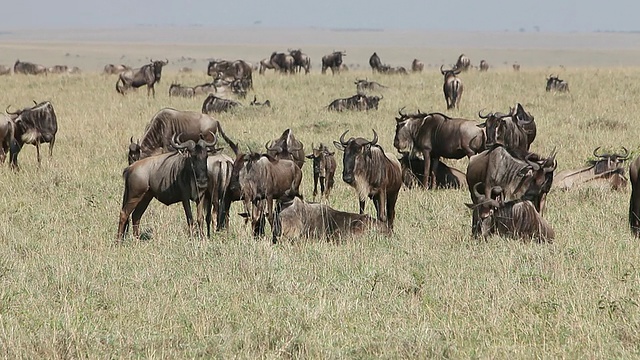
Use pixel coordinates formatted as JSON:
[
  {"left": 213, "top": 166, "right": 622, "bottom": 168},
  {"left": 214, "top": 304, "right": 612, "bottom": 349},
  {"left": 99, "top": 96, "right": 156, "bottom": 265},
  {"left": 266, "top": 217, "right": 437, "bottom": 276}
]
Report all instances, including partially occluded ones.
[
  {"left": 399, "top": 154, "right": 466, "bottom": 189},
  {"left": 546, "top": 75, "right": 569, "bottom": 92},
  {"left": 202, "top": 94, "right": 241, "bottom": 114},
  {"left": 6, "top": 101, "right": 58, "bottom": 169},
  {"left": 477, "top": 105, "right": 535, "bottom": 153},
  {"left": 333, "top": 130, "right": 402, "bottom": 229},
  {"left": 321, "top": 51, "right": 346, "bottom": 75},
  {"left": 115, "top": 59, "right": 168, "bottom": 97},
  {"left": 327, "top": 94, "right": 366, "bottom": 112},
  {"left": 440, "top": 65, "right": 464, "bottom": 109},
  {"left": 204, "top": 151, "right": 234, "bottom": 237},
  {"left": 340, "top": 64, "right": 350, "bottom": 72},
  {"left": 207, "top": 59, "right": 253, "bottom": 89},
  {"left": 103, "top": 64, "right": 131, "bottom": 75},
  {"left": 479, "top": 60, "right": 489, "bottom": 72},
  {"left": 193, "top": 82, "right": 217, "bottom": 96},
  {"left": 266, "top": 129, "right": 305, "bottom": 168},
  {"left": 455, "top": 54, "right": 471, "bottom": 72},
  {"left": 355, "top": 79, "right": 387, "bottom": 95},
  {"left": 513, "top": 63, "right": 521, "bottom": 71},
  {"left": 288, "top": 49, "right": 311, "bottom": 74},
  {"left": 629, "top": 155, "right": 640, "bottom": 236},
  {"left": 14, "top": 60, "right": 47, "bottom": 75},
  {"left": 393, "top": 109, "right": 484, "bottom": 189},
  {"left": 0, "top": 65, "right": 11, "bottom": 75},
  {"left": 0, "top": 114, "right": 14, "bottom": 164},
  {"left": 250, "top": 95, "right": 271, "bottom": 107},
  {"left": 268, "top": 52, "right": 295, "bottom": 74},
  {"left": 411, "top": 59, "right": 424, "bottom": 72},
  {"left": 553, "top": 147, "right": 629, "bottom": 191},
  {"left": 48, "top": 65, "right": 68, "bottom": 74},
  {"left": 67, "top": 66, "right": 81, "bottom": 74},
  {"left": 168, "top": 83, "right": 195, "bottom": 98},
  {"left": 127, "top": 137, "right": 141, "bottom": 165},
  {"left": 369, "top": 52, "right": 382, "bottom": 73},
  {"left": 116, "top": 134, "right": 218, "bottom": 241},
  {"left": 363, "top": 95, "right": 383, "bottom": 110},
  {"left": 379, "top": 65, "right": 408, "bottom": 75},
  {"left": 306, "top": 143, "right": 337, "bottom": 199},
  {"left": 258, "top": 57, "right": 276, "bottom": 74}
]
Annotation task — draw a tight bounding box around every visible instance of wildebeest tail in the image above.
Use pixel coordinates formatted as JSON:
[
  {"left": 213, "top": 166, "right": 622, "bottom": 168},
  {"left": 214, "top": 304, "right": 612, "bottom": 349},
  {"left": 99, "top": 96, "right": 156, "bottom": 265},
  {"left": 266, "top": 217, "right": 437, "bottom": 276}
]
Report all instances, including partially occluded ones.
[
  {"left": 121, "top": 167, "right": 132, "bottom": 207},
  {"left": 216, "top": 123, "right": 238, "bottom": 155},
  {"left": 630, "top": 190, "right": 640, "bottom": 237},
  {"left": 451, "top": 81, "right": 459, "bottom": 108},
  {"left": 115, "top": 76, "right": 124, "bottom": 95}
]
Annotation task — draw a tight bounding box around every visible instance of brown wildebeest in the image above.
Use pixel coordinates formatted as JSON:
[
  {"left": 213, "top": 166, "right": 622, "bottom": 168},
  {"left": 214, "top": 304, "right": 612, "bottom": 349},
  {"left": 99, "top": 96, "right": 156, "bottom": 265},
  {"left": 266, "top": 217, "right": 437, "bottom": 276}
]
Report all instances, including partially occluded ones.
[
  {"left": 0, "top": 65, "right": 11, "bottom": 75},
  {"left": 6, "top": 101, "right": 58, "bottom": 169},
  {"left": 334, "top": 130, "right": 402, "bottom": 229},
  {"left": 259, "top": 57, "right": 276, "bottom": 74},
  {"left": 355, "top": 79, "right": 387, "bottom": 95},
  {"left": 393, "top": 109, "right": 484, "bottom": 189},
  {"left": 168, "top": 83, "right": 195, "bottom": 98},
  {"left": 201, "top": 94, "right": 241, "bottom": 114},
  {"left": 455, "top": 53, "right": 471, "bottom": 72},
  {"left": 553, "top": 147, "right": 629, "bottom": 191},
  {"left": 379, "top": 65, "right": 407, "bottom": 75},
  {"left": 411, "top": 59, "right": 424, "bottom": 72},
  {"left": 546, "top": 75, "right": 569, "bottom": 92},
  {"left": 369, "top": 52, "right": 383, "bottom": 73},
  {"left": 321, "top": 51, "right": 346, "bottom": 75},
  {"left": 14, "top": 60, "right": 47, "bottom": 75},
  {"left": 440, "top": 65, "right": 463, "bottom": 109},
  {"left": 103, "top": 64, "right": 131, "bottom": 75},
  {"left": 306, "top": 143, "right": 337, "bottom": 199},
  {"left": 477, "top": 105, "right": 536, "bottom": 153},
  {"left": 116, "top": 134, "right": 218, "bottom": 241},
  {"left": 513, "top": 63, "right": 521, "bottom": 71},
  {"left": 127, "top": 137, "right": 141, "bottom": 165},
  {"left": 207, "top": 59, "right": 253, "bottom": 89},
  {"left": 629, "top": 155, "right": 640, "bottom": 236},
  {"left": 268, "top": 52, "right": 295, "bottom": 74},
  {"left": 479, "top": 60, "right": 489, "bottom": 72},
  {"left": 116, "top": 59, "right": 168, "bottom": 97},
  {"left": 327, "top": 94, "right": 367, "bottom": 112},
  {"left": 266, "top": 128, "right": 305, "bottom": 168},
  {"left": 399, "top": 154, "right": 466, "bottom": 189},
  {"left": 289, "top": 49, "right": 311, "bottom": 74},
  {"left": 0, "top": 114, "right": 15, "bottom": 164},
  {"left": 204, "top": 151, "right": 234, "bottom": 237}
]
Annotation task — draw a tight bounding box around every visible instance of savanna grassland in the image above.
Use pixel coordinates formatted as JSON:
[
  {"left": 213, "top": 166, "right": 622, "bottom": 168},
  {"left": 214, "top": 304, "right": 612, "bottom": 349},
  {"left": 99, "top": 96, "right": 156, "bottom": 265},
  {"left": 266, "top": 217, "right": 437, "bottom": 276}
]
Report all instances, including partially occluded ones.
[{"left": 2, "top": 31, "right": 640, "bottom": 357}]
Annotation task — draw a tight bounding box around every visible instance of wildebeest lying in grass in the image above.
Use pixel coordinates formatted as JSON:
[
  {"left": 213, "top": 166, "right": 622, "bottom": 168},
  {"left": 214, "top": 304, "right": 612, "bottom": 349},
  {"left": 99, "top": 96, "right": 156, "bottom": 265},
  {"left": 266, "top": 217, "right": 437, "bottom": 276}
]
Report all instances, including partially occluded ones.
[
  {"left": 399, "top": 154, "right": 466, "bottom": 189},
  {"left": 202, "top": 94, "right": 241, "bottom": 114},
  {"left": 553, "top": 147, "right": 628, "bottom": 191}
]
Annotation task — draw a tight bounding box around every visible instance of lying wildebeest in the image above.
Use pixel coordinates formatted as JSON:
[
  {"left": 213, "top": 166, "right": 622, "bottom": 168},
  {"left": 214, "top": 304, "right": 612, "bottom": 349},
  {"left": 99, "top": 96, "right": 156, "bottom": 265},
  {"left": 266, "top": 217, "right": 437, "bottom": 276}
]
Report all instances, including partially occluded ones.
[
  {"left": 355, "top": 79, "right": 388, "bottom": 95},
  {"left": 629, "top": 155, "right": 640, "bottom": 236},
  {"left": 207, "top": 59, "right": 253, "bottom": 89},
  {"left": 327, "top": 94, "right": 366, "bottom": 112},
  {"left": 369, "top": 52, "right": 383, "bottom": 73},
  {"left": 440, "top": 65, "right": 463, "bottom": 109},
  {"left": 250, "top": 95, "right": 271, "bottom": 107},
  {"left": 14, "top": 60, "right": 47, "bottom": 75},
  {"left": 289, "top": 49, "right": 310, "bottom": 74},
  {"left": 193, "top": 82, "right": 217, "bottom": 96},
  {"left": 269, "top": 52, "right": 295, "bottom": 74},
  {"left": 513, "top": 63, "right": 521, "bottom": 71},
  {"left": 553, "top": 147, "right": 629, "bottom": 191},
  {"left": 168, "top": 83, "right": 195, "bottom": 98},
  {"left": 103, "top": 64, "right": 131, "bottom": 75},
  {"left": 411, "top": 59, "right": 424, "bottom": 72},
  {"left": 363, "top": 95, "right": 383, "bottom": 110},
  {"left": 321, "top": 51, "right": 346, "bottom": 75},
  {"left": 202, "top": 94, "right": 241, "bottom": 114},
  {"left": 399, "top": 154, "right": 466, "bottom": 189},
  {"left": 478, "top": 105, "right": 536, "bottom": 153},
  {"left": 334, "top": 130, "right": 402, "bottom": 229},
  {"left": 380, "top": 65, "right": 408, "bottom": 75},
  {"left": 116, "top": 134, "right": 218, "bottom": 241},
  {"left": 116, "top": 59, "right": 168, "bottom": 97},
  {"left": 455, "top": 53, "right": 471, "bottom": 72},
  {"left": 306, "top": 143, "right": 337, "bottom": 199},
  {"left": 546, "top": 75, "right": 569, "bottom": 92},
  {"left": 0, "top": 114, "right": 15, "bottom": 164},
  {"left": 479, "top": 60, "right": 489, "bottom": 72},
  {"left": 394, "top": 109, "right": 484, "bottom": 189},
  {"left": 0, "top": 65, "right": 11, "bottom": 75},
  {"left": 6, "top": 101, "right": 58, "bottom": 169},
  {"left": 48, "top": 65, "right": 68, "bottom": 74},
  {"left": 212, "top": 74, "right": 249, "bottom": 98},
  {"left": 465, "top": 183, "right": 554, "bottom": 242},
  {"left": 266, "top": 128, "right": 305, "bottom": 168},
  {"left": 259, "top": 57, "right": 276, "bottom": 74}
]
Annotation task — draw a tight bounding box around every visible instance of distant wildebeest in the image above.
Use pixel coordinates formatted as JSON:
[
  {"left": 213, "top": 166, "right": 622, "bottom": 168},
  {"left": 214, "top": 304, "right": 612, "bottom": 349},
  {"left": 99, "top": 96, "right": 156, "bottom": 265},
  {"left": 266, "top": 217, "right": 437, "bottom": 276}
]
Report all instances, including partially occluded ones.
[
  {"left": 168, "top": 83, "right": 195, "bottom": 98},
  {"left": 479, "top": 60, "right": 489, "bottom": 72},
  {"left": 193, "top": 82, "right": 217, "bottom": 96},
  {"left": 327, "top": 94, "right": 366, "bottom": 112},
  {"left": 513, "top": 63, "right": 521, "bottom": 71},
  {"left": 465, "top": 183, "right": 554, "bottom": 242},
  {"left": 399, "top": 154, "right": 466, "bottom": 189},
  {"left": 546, "top": 75, "right": 569, "bottom": 92},
  {"left": 306, "top": 143, "right": 337, "bottom": 199},
  {"left": 553, "top": 147, "right": 629, "bottom": 191},
  {"left": 250, "top": 95, "right": 271, "bottom": 107},
  {"left": 201, "top": 94, "right": 241, "bottom": 114},
  {"left": 321, "top": 51, "right": 346, "bottom": 75},
  {"left": 0, "top": 65, "right": 10, "bottom": 75},
  {"left": 379, "top": 65, "right": 408, "bottom": 75},
  {"left": 289, "top": 49, "right": 311, "bottom": 74},
  {"left": 411, "top": 59, "right": 424, "bottom": 72},
  {"left": 455, "top": 53, "right": 471, "bottom": 72},
  {"left": 6, "top": 101, "right": 58, "bottom": 169},
  {"left": 340, "top": 64, "right": 349, "bottom": 72},
  {"left": 440, "top": 65, "right": 464, "bottom": 109},
  {"left": 48, "top": 65, "right": 68, "bottom": 74},
  {"left": 269, "top": 52, "right": 295, "bottom": 74},
  {"left": 266, "top": 128, "right": 305, "bottom": 168},
  {"left": 369, "top": 52, "right": 383, "bottom": 73},
  {"left": 115, "top": 59, "right": 168, "bottom": 97},
  {"left": 67, "top": 66, "right": 81, "bottom": 74},
  {"left": 207, "top": 59, "right": 253, "bottom": 89},
  {"left": 0, "top": 114, "right": 15, "bottom": 164},
  {"left": 333, "top": 130, "right": 402, "bottom": 229},
  {"left": 116, "top": 134, "right": 219, "bottom": 241},
  {"left": 14, "top": 60, "right": 47, "bottom": 75},
  {"left": 178, "top": 67, "right": 193, "bottom": 73},
  {"left": 394, "top": 109, "right": 484, "bottom": 189},
  {"left": 258, "top": 57, "right": 276, "bottom": 74},
  {"left": 477, "top": 104, "right": 536, "bottom": 153},
  {"left": 629, "top": 155, "right": 640, "bottom": 236},
  {"left": 103, "top": 64, "right": 131, "bottom": 75},
  {"left": 355, "top": 79, "right": 388, "bottom": 95}
]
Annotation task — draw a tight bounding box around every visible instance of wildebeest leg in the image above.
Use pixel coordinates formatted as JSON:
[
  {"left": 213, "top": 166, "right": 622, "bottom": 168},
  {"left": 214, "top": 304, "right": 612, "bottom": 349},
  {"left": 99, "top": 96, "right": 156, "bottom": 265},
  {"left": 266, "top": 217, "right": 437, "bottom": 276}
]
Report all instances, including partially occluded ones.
[
  {"left": 49, "top": 135, "right": 56, "bottom": 157},
  {"left": 430, "top": 157, "right": 439, "bottom": 189},
  {"left": 9, "top": 140, "right": 23, "bottom": 170},
  {"left": 376, "top": 192, "right": 388, "bottom": 223},
  {"left": 359, "top": 200, "right": 366, "bottom": 214},
  {"left": 312, "top": 173, "right": 319, "bottom": 199},
  {"left": 319, "top": 176, "right": 326, "bottom": 198},
  {"left": 422, "top": 150, "right": 432, "bottom": 189},
  {"left": 35, "top": 139, "right": 41, "bottom": 164},
  {"left": 631, "top": 187, "right": 640, "bottom": 237},
  {"left": 444, "top": 89, "right": 450, "bottom": 109},
  {"left": 130, "top": 193, "right": 153, "bottom": 239},
  {"left": 181, "top": 199, "right": 195, "bottom": 237},
  {"left": 265, "top": 196, "right": 275, "bottom": 237},
  {"left": 387, "top": 191, "right": 399, "bottom": 230},
  {"left": 205, "top": 193, "right": 213, "bottom": 238},
  {"left": 117, "top": 191, "right": 146, "bottom": 241}
]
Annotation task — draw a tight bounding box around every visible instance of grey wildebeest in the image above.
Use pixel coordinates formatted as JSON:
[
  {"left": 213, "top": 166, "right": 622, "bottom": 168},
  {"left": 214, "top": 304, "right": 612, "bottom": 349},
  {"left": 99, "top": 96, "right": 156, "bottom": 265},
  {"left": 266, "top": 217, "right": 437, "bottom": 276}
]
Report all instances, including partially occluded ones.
[
  {"left": 321, "top": 51, "right": 346, "bottom": 75},
  {"left": 207, "top": 59, "right": 253, "bottom": 89},
  {"left": 289, "top": 49, "right": 311, "bottom": 74},
  {"left": 0, "top": 114, "right": 14, "bottom": 164},
  {"left": 0, "top": 65, "right": 11, "bottom": 75},
  {"left": 306, "top": 143, "right": 337, "bottom": 199},
  {"left": 259, "top": 57, "right": 276, "bottom": 74},
  {"left": 266, "top": 128, "right": 305, "bottom": 169},
  {"left": 553, "top": 147, "right": 629, "bottom": 191},
  {"left": 327, "top": 94, "right": 366, "bottom": 112},
  {"left": 116, "top": 134, "right": 218, "bottom": 241},
  {"left": 455, "top": 53, "right": 471, "bottom": 72},
  {"left": 14, "top": 60, "right": 47, "bottom": 75},
  {"left": 168, "top": 83, "right": 195, "bottom": 98},
  {"left": 115, "top": 59, "right": 168, "bottom": 97},
  {"left": 379, "top": 65, "right": 408, "bottom": 75},
  {"left": 355, "top": 79, "right": 387, "bottom": 95},
  {"left": 399, "top": 154, "right": 466, "bottom": 189},
  {"left": 202, "top": 94, "right": 241, "bottom": 114},
  {"left": 250, "top": 95, "right": 271, "bottom": 107},
  {"left": 268, "top": 52, "right": 295, "bottom": 74},
  {"left": 440, "top": 65, "right": 464, "bottom": 110},
  {"left": 6, "top": 101, "right": 58, "bottom": 169},
  {"left": 393, "top": 109, "right": 485, "bottom": 189},
  {"left": 513, "top": 63, "right": 521, "bottom": 71},
  {"left": 629, "top": 155, "right": 640, "bottom": 236},
  {"left": 477, "top": 104, "right": 536, "bottom": 153},
  {"left": 193, "top": 82, "right": 217, "bottom": 96},
  {"left": 103, "top": 64, "right": 131, "bottom": 75},
  {"left": 333, "top": 130, "right": 402, "bottom": 229},
  {"left": 465, "top": 183, "right": 555, "bottom": 242},
  {"left": 546, "top": 75, "right": 569, "bottom": 92},
  {"left": 479, "top": 60, "right": 489, "bottom": 72},
  {"left": 369, "top": 52, "right": 383, "bottom": 73},
  {"left": 411, "top": 59, "right": 424, "bottom": 72}
]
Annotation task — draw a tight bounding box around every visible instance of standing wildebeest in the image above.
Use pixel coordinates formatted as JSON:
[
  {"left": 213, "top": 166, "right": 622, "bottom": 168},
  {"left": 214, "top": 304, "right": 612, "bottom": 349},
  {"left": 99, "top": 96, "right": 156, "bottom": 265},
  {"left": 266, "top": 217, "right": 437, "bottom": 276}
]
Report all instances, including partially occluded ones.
[
  {"left": 116, "top": 135, "right": 218, "bottom": 241},
  {"left": 204, "top": 151, "right": 234, "bottom": 237},
  {"left": 455, "top": 54, "right": 471, "bottom": 72},
  {"left": 103, "top": 64, "right": 131, "bottom": 75},
  {"left": 289, "top": 49, "right": 311, "bottom": 74},
  {"left": 321, "top": 51, "right": 346, "bottom": 75},
  {"left": 411, "top": 59, "right": 424, "bottom": 72},
  {"left": 250, "top": 95, "right": 271, "bottom": 107},
  {"left": 266, "top": 129, "right": 305, "bottom": 168},
  {"left": 269, "top": 52, "right": 295, "bottom": 74},
  {"left": 14, "top": 60, "right": 47, "bottom": 75},
  {"left": 127, "top": 137, "right": 141, "bottom": 165},
  {"left": 327, "top": 94, "right": 367, "bottom": 112},
  {"left": 546, "top": 75, "right": 569, "bottom": 92},
  {"left": 48, "top": 65, "right": 68, "bottom": 74},
  {"left": 0, "top": 65, "right": 11, "bottom": 75},
  {"left": 0, "top": 114, "right": 15, "bottom": 164},
  {"left": 553, "top": 147, "right": 629, "bottom": 191},
  {"left": 478, "top": 105, "right": 535, "bottom": 153},
  {"left": 479, "top": 60, "right": 489, "bottom": 72},
  {"left": 115, "top": 59, "right": 168, "bottom": 97},
  {"left": 393, "top": 109, "right": 484, "bottom": 189},
  {"left": 202, "top": 94, "right": 241, "bottom": 114},
  {"left": 306, "top": 143, "right": 337, "bottom": 199},
  {"left": 207, "top": 59, "right": 253, "bottom": 89},
  {"left": 259, "top": 57, "right": 277, "bottom": 74},
  {"left": 399, "top": 154, "right": 466, "bottom": 189},
  {"left": 629, "top": 155, "right": 640, "bottom": 236},
  {"left": 355, "top": 79, "right": 387, "bottom": 95},
  {"left": 513, "top": 63, "right": 521, "bottom": 71},
  {"left": 333, "top": 130, "right": 402, "bottom": 229},
  {"left": 440, "top": 65, "right": 463, "bottom": 110},
  {"left": 168, "top": 83, "right": 195, "bottom": 98},
  {"left": 369, "top": 52, "right": 382, "bottom": 73},
  {"left": 6, "top": 101, "right": 58, "bottom": 169}
]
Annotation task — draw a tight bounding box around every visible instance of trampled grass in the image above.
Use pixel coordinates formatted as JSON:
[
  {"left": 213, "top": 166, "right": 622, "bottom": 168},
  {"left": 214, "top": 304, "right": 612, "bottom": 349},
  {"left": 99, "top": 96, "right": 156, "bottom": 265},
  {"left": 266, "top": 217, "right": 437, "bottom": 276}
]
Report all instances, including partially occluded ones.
[{"left": 1, "top": 66, "right": 640, "bottom": 358}]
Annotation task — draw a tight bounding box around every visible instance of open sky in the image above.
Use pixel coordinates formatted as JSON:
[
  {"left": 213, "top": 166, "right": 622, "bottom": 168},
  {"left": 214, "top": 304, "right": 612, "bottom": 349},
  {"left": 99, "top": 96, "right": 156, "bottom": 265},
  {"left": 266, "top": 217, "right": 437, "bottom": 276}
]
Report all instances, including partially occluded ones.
[{"left": 3, "top": 0, "right": 638, "bottom": 33}]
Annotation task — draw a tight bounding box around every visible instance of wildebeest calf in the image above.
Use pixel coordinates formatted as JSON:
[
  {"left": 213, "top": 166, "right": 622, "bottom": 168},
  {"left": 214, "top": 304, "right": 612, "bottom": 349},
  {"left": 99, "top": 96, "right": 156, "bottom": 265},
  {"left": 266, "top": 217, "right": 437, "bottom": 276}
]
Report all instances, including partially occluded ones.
[
  {"left": 202, "top": 94, "right": 241, "bottom": 113},
  {"left": 306, "top": 143, "right": 337, "bottom": 199}
]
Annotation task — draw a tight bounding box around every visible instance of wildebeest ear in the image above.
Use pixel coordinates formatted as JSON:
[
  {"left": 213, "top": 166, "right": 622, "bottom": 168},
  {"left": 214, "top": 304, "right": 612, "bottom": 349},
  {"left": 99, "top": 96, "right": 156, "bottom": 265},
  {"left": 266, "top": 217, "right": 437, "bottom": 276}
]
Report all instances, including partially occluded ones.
[
  {"left": 363, "top": 143, "right": 372, "bottom": 154},
  {"left": 333, "top": 141, "right": 345, "bottom": 151}
]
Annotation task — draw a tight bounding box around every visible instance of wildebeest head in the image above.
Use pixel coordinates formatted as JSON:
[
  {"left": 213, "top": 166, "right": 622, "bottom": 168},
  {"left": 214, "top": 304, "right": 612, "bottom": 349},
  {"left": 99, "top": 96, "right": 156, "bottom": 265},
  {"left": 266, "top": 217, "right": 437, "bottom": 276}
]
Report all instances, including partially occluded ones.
[
  {"left": 172, "top": 132, "right": 219, "bottom": 184},
  {"left": 477, "top": 108, "right": 528, "bottom": 148},
  {"left": 333, "top": 129, "right": 378, "bottom": 184},
  {"left": 306, "top": 143, "right": 334, "bottom": 173},
  {"left": 545, "top": 75, "right": 558, "bottom": 91},
  {"left": 365, "top": 95, "right": 383, "bottom": 110},
  {"left": 440, "top": 65, "right": 461, "bottom": 79},
  {"left": 128, "top": 136, "right": 141, "bottom": 165},
  {"left": 466, "top": 182, "right": 504, "bottom": 234},
  {"left": 393, "top": 108, "right": 425, "bottom": 153},
  {"left": 589, "top": 147, "right": 629, "bottom": 174},
  {"left": 150, "top": 59, "right": 168, "bottom": 82}
]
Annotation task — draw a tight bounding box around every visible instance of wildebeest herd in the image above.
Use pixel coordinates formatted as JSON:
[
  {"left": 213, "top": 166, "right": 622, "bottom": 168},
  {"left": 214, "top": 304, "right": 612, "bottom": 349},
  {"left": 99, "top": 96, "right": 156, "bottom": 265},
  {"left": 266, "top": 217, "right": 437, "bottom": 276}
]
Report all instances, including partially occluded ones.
[{"left": 5, "top": 51, "right": 639, "bottom": 246}]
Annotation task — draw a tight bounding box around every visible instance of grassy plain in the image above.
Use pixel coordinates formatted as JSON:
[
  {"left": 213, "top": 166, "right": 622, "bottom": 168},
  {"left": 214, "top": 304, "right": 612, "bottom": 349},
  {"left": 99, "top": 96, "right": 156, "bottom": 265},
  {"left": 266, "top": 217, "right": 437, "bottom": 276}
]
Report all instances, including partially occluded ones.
[{"left": 1, "top": 29, "right": 640, "bottom": 357}]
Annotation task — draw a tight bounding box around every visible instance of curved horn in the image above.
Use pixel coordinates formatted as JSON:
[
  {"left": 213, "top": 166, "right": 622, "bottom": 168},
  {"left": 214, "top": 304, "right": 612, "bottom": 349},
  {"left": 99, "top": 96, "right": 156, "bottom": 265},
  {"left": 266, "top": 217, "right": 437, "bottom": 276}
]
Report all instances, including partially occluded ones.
[
  {"left": 164, "top": 58, "right": 169, "bottom": 64},
  {"left": 32, "top": 100, "right": 38, "bottom": 106},
  {"left": 288, "top": 142, "right": 303, "bottom": 152},
  {"left": 398, "top": 106, "right": 407, "bottom": 117},
  {"left": 5, "top": 105, "right": 18, "bottom": 115},
  {"left": 593, "top": 146, "right": 605, "bottom": 158},
  {"left": 129, "top": 136, "right": 134, "bottom": 144},
  {"left": 171, "top": 133, "right": 188, "bottom": 150},
  {"left": 201, "top": 131, "right": 218, "bottom": 148},
  {"left": 478, "top": 108, "right": 491, "bottom": 119},
  {"left": 440, "top": 65, "right": 445, "bottom": 75},
  {"left": 370, "top": 129, "right": 378, "bottom": 146},
  {"left": 265, "top": 141, "right": 274, "bottom": 150},
  {"left": 339, "top": 130, "right": 350, "bottom": 145},
  {"left": 379, "top": 94, "right": 384, "bottom": 100},
  {"left": 472, "top": 182, "right": 485, "bottom": 201},
  {"left": 618, "top": 147, "right": 630, "bottom": 160}
]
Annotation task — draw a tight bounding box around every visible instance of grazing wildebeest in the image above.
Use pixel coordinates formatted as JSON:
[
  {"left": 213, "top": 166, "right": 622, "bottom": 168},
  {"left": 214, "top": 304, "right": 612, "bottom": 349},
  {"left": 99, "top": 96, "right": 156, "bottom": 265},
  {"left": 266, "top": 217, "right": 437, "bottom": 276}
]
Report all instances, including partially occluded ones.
[
  {"left": 321, "top": 51, "right": 346, "bottom": 75},
  {"left": 440, "top": 65, "right": 464, "bottom": 109},
  {"left": 411, "top": 59, "right": 424, "bottom": 72},
  {"left": 0, "top": 114, "right": 15, "bottom": 164},
  {"left": 479, "top": 60, "right": 489, "bottom": 72},
  {"left": 369, "top": 52, "right": 383, "bottom": 73},
  {"left": 266, "top": 128, "right": 305, "bottom": 169},
  {"left": 6, "top": 101, "right": 58, "bottom": 169},
  {"left": 465, "top": 183, "right": 554, "bottom": 242},
  {"left": 207, "top": 59, "right": 253, "bottom": 89},
  {"left": 116, "top": 134, "right": 218, "bottom": 241},
  {"left": 513, "top": 63, "right": 521, "bottom": 71},
  {"left": 333, "top": 130, "right": 402, "bottom": 229},
  {"left": 629, "top": 155, "right": 640, "bottom": 236},
  {"left": 14, "top": 60, "right": 47, "bottom": 75},
  {"left": 168, "top": 83, "right": 195, "bottom": 98},
  {"left": 259, "top": 57, "right": 276, "bottom": 74},
  {"left": 193, "top": 82, "right": 217, "bottom": 96},
  {"left": 103, "top": 64, "right": 130, "bottom": 75},
  {"left": 455, "top": 53, "right": 471, "bottom": 72},
  {"left": 201, "top": 94, "right": 241, "bottom": 114},
  {"left": 327, "top": 94, "right": 367, "bottom": 112},
  {"left": 546, "top": 75, "right": 569, "bottom": 92},
  {"left": 393, "top": 109, "right": 484, "bottom": 189},
  {"left": 399, "top": 154, "right": 466, "bottom": 189},
  {"left": 0, "top": 65, "right": 11, "bottom": 75},
  {"left": 306, "top": 143, "right": 337, "bottom": 199},
  {"left": 48, "top": 65, "right": 68, "bottom": 74},
  {"left": 250, "top": 95, "right": 271, "bottom": 107},
  {"left": 355, "top": 79, "right": 387, "bottom": 95},
  {"left": 289, "top": 49, "right": 311, "bottom": 74},
  {"left": 553, "top": 147, "right": 629, "bottom": 191},
  {"left": 115, "top": 59, "right": 168, "bottom": 97},
  {"left": 477, "top": 107, "right": 534, "bottom": 153}
]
